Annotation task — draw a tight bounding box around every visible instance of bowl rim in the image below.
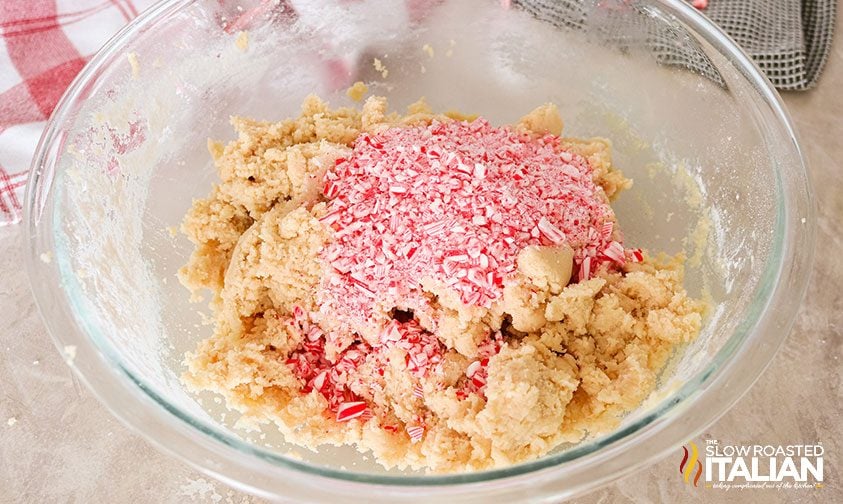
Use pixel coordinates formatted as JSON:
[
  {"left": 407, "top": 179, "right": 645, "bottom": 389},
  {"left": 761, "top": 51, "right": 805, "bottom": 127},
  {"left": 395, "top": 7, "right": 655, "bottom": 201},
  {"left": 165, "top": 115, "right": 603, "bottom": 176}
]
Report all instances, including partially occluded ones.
[{"left": 23, "top": 0, "right": 815, "bottom": 499}]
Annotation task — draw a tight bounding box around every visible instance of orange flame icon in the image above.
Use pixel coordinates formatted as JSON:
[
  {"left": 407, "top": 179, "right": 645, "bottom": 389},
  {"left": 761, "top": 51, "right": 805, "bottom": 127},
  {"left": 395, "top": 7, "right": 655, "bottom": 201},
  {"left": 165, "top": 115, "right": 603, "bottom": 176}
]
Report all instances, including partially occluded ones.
[{"left": 679, "top": 442, "right": 703, "bottom": 487}]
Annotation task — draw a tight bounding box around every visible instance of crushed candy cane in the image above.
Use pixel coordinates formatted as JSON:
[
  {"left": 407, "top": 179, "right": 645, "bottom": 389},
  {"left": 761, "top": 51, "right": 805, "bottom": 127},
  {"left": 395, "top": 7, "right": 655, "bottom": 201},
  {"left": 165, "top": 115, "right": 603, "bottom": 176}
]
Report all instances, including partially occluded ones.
[
  {"left": 286, "top": 310, "right": 445, "bottom": 423},
  {"left": 318, "top": 118, "right": 632, "bottom": 330},
  {"left": 288, "top": 116, "right": 644, "bottom": 440},
  {"left": 407, "top": 425, "right": 425, "bottom": 443},
  {"left": 336, "top": 401, "right": 368, "bottom": 422}
]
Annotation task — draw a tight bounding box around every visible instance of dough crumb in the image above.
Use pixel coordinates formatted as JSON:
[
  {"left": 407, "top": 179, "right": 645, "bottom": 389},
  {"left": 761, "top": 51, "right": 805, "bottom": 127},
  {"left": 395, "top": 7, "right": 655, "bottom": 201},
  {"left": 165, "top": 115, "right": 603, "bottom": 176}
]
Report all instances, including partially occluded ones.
[
  {"left": 6, "top": 417, "right": 17, "bottom": 426},
  {"left": 422, "top": 44, "right": 435, "bottom": 58},
  {"left": 39, "top": 252, "right": 52, "bottom": 264},
  {"left": 518, "top": 103, "right": 563, "bottom": 136},
  {"left": 235, "top": 31, "right": 249, "bottom": 52},
  {"left": 127, "top": 52, "right": 140, "bottom": 79},
  {"left": 686, "top": 214, "right": 711, "bottom": 268},
  {"left": 346, "top": 81, "right": 369, "bottom": 102},
  {"left": 444, "top": 110, "right": 478, "bottom": 122},
  {"left": 373, "top": 58, "right": 389, "bottom": 78}
]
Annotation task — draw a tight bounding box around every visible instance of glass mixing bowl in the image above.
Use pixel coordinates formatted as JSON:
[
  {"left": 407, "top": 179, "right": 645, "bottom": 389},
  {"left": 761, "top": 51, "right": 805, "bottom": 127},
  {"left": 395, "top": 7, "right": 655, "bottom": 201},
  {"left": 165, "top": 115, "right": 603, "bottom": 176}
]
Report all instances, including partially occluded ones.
[{"left": 24, "top": 0, "right": 814, "bottom": 501}]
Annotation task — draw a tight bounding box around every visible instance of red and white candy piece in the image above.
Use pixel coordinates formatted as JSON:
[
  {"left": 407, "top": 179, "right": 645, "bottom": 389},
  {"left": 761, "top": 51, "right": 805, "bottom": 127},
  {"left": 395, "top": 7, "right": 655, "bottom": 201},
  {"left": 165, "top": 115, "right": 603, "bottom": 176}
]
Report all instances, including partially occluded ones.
[
  {"left": 579, "top": 256, "right": 593, "bottom": 282},
  {"left": 406, "top": 425, "right": 425, "bottom": 443},
  {"left": 336, "top": 401, "right": 368, "bottom": 423},
  {"left": 466, "top": 360, "right": 482, "bottom": 378},
  {"left": 603, "top": 241, "right": 626, "bottom": 265},
  {"left": 628, "top": 248, "right": 644, "bottom": 263}
]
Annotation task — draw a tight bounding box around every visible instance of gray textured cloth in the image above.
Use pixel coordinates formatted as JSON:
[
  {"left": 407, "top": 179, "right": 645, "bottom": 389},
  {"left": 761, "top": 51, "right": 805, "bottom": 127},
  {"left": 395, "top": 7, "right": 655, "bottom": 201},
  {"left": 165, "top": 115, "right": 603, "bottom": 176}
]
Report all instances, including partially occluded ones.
[
  {"left": 706, "top": 0, "right": 837, "bottom": 89},
  {"left": 513, "top": 0, "right": 837, "bottom": 91}
]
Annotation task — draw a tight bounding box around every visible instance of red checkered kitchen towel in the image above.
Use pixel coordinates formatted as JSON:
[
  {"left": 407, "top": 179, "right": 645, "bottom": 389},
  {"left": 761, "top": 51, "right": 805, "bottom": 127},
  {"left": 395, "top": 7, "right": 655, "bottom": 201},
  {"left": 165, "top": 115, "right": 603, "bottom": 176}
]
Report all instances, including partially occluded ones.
[{"left": 0, "top": 0, "right": 155, "bottom": 225}]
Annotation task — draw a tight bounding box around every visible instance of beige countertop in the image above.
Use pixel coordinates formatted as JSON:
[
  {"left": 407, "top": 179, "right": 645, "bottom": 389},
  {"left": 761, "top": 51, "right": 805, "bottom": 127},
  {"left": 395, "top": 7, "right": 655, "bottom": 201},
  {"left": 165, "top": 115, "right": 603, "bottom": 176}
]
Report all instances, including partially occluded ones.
[{"left": 1, "top": 16, "right": 841, "bottom": 504}]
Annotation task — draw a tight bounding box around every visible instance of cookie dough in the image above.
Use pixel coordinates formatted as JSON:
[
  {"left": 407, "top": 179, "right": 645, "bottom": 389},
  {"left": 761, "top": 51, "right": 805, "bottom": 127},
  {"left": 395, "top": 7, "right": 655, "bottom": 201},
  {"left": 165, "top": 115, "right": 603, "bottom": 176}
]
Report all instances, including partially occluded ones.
[{"left": 179, "top": 96, "right": 703, "bottom": 472}]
